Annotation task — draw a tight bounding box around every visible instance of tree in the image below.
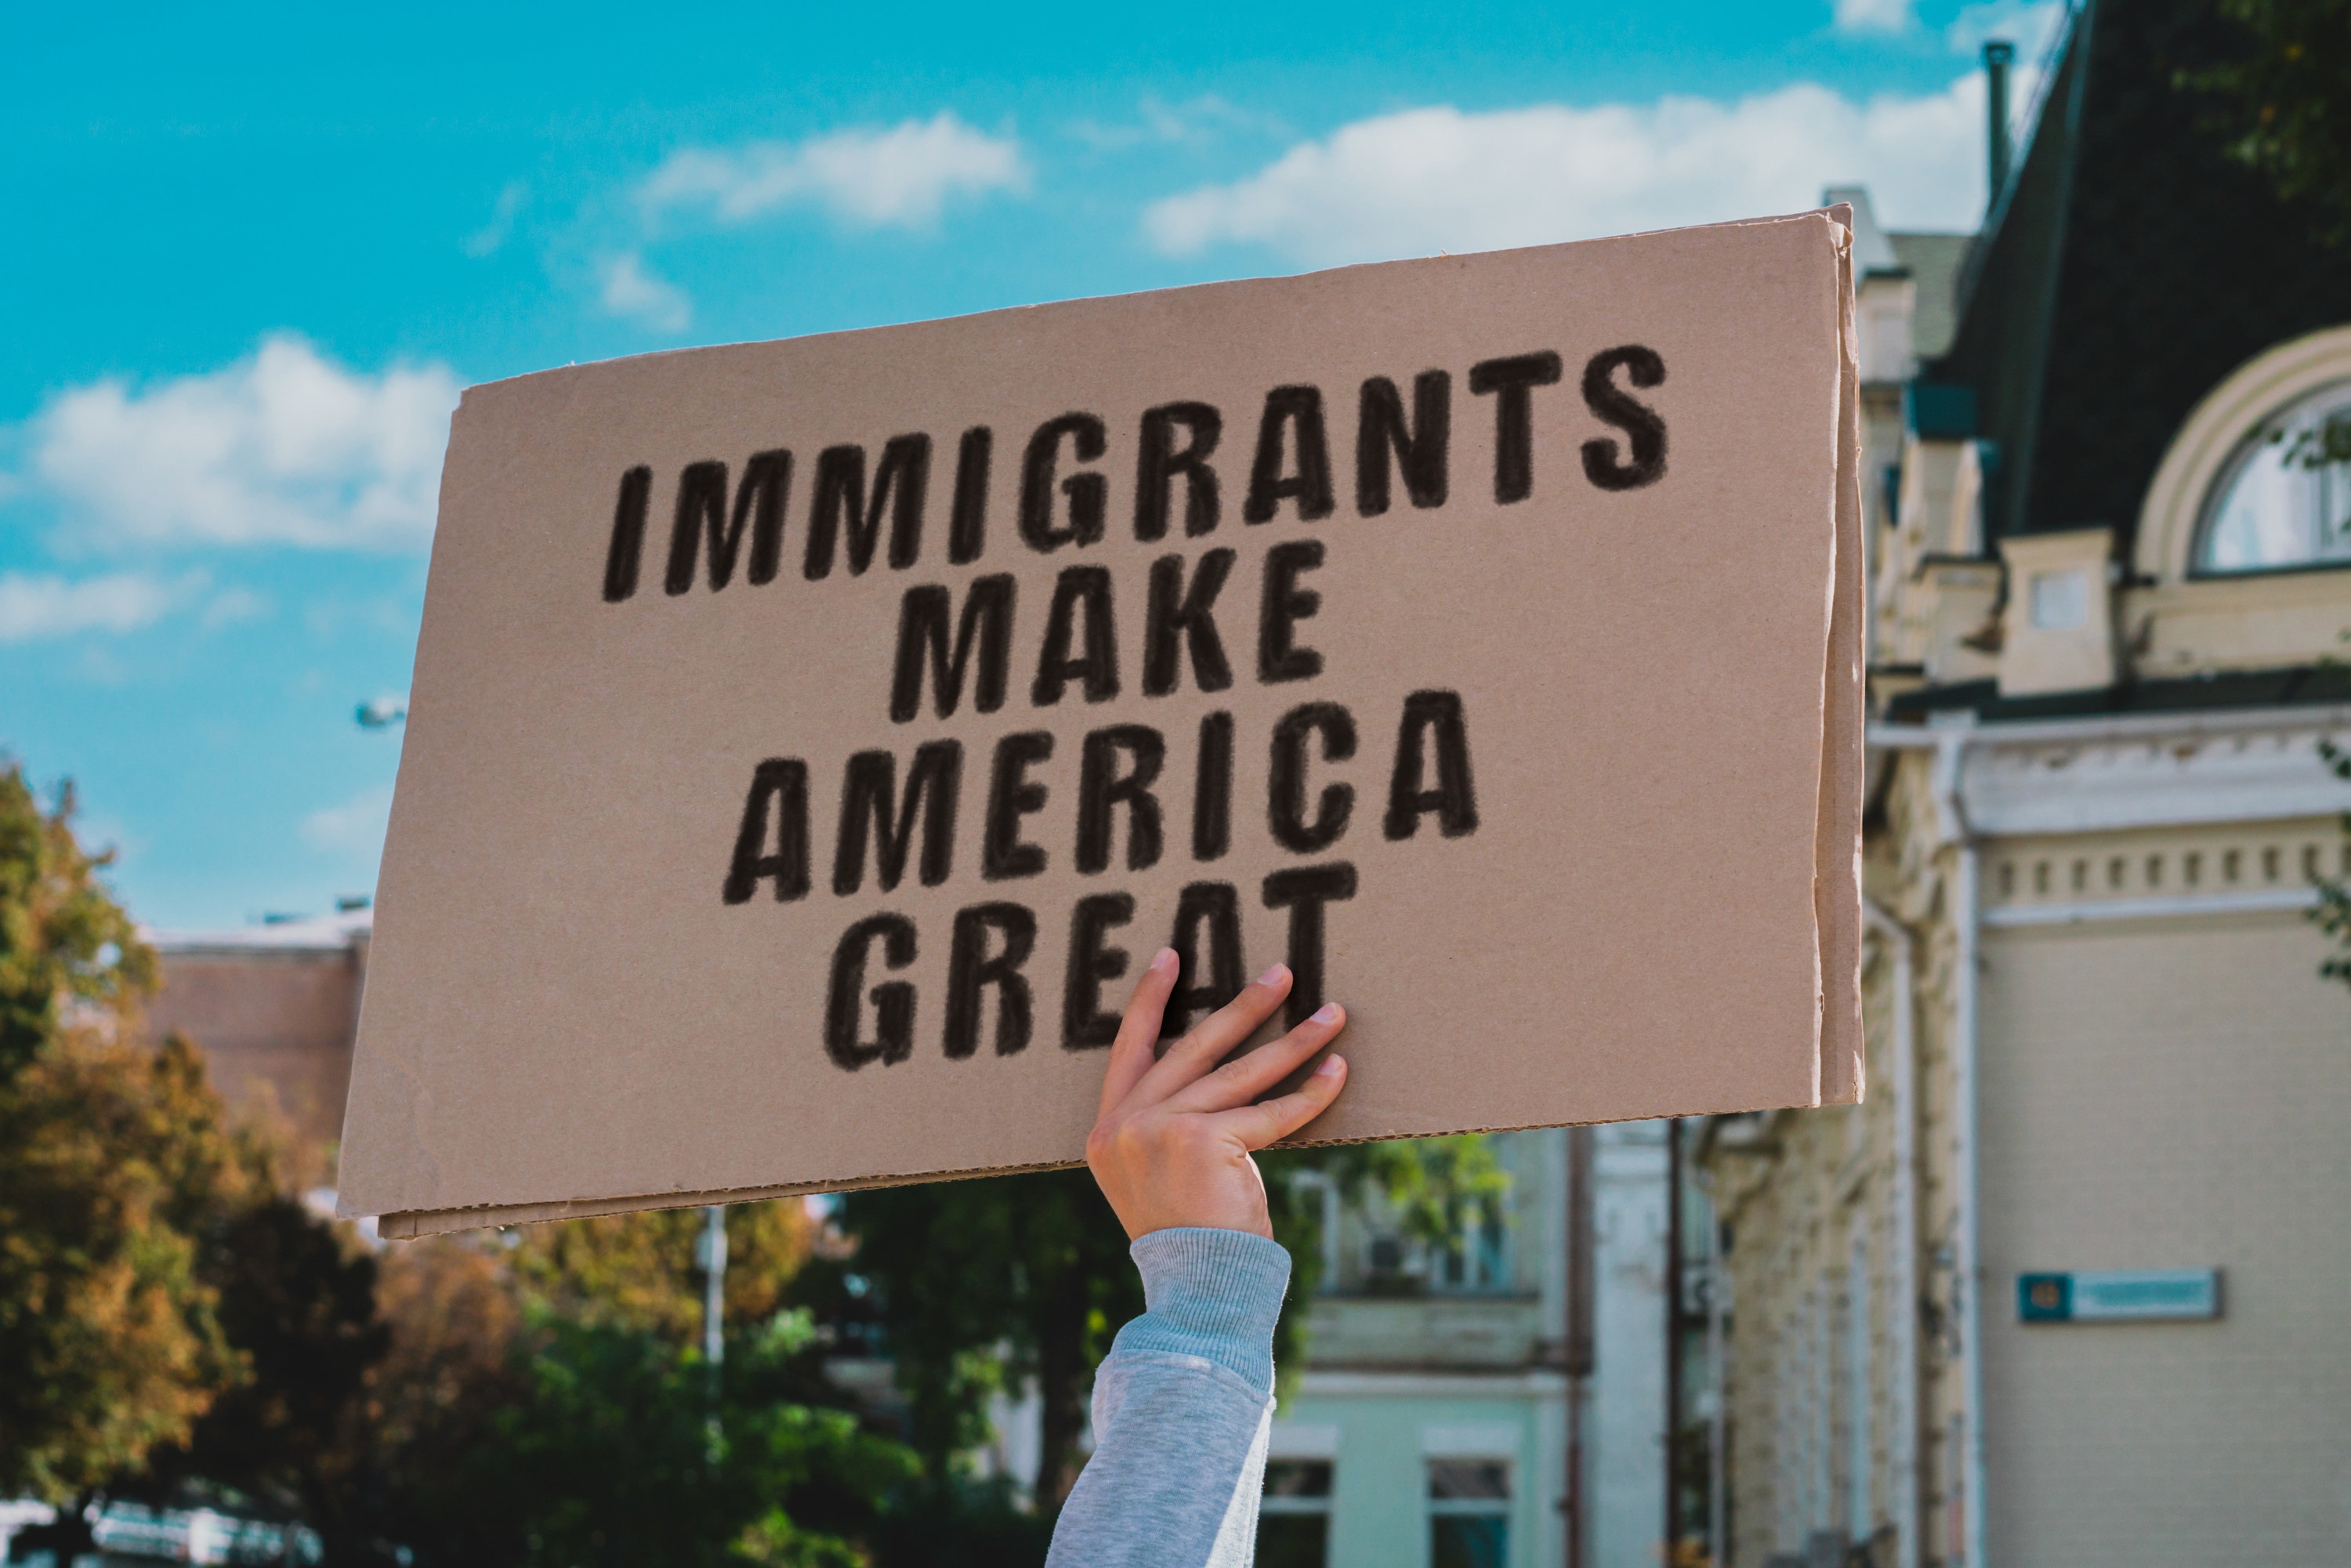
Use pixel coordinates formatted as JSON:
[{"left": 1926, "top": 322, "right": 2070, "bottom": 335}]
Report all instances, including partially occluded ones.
[
  {"left": 387, "top": 1306, "right": 915, "bottom": 1568},
  {"left": 2179, "top": 0, "right": 2351, "bottom": 244},
  {"left": 132, "top": 1190, "right": 392, "bottom": 1561},
  {"left": 353, "top": 1232, "right": 527, "bottom": 1551},
  {"left": 0, "top": 758, "right": 256, "bottom": 1504},
  {"left": 2309, "top": 738, "right": 2351, "bottom": 986},
  {"left": 0, "top": 766, "right": 154, "bottom": 1081},
  {"left": 509, "top": 1200, "right": 816, "bottom": 1340},
  {"left": 1263, "top": 1136, "right": 1509, "bottom": 1310},
  {"left": 0, "top": 1029, "right": 251, "bottom": 1503},
  {"left": 349, "top": 1208, "right": 899, "bottom": 1568},
  {"left": 0, "top": 763, "right": 895, "bottom": 1564},
  {"left": 824, "top": 1169, "right": 1139, "bottom": 1507},
  {"left": 0, "top": 762, "right": 397, "bottom": 1564}
]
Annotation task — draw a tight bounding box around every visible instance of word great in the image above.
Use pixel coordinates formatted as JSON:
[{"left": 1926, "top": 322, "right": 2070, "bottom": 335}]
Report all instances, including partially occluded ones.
[{"left": 597, "top": 346, "right": 1667, "bottom": 601}]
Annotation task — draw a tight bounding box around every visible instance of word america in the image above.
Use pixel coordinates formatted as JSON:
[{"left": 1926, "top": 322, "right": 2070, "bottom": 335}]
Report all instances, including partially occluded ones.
[
  {"left": 725, "top": 690, "right": 1474, "bottom": 1070},
  {"left": 599, "top": 346, "right": 1666, "bottom": 599}
]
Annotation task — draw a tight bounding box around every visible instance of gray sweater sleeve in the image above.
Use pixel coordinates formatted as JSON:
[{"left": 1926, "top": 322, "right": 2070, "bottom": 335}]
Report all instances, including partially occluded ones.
[{"left": 1044, "top": 1227, "right": 1291, "bottom": 1568}]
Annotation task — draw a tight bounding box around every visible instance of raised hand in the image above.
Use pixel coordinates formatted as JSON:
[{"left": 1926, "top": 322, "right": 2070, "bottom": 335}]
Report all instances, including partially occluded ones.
[{"left": 1084, "top": 950, "right": 1349, "bottom": 1240}]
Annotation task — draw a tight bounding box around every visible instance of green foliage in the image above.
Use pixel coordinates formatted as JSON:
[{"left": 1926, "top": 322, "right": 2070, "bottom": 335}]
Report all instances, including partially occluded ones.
[
  {"left": 2179, "top": 0, "right": 2351, "bottom": 244},
  {"left": 858, "top": 1476, "right": 1056, "bottom": 1568},
  {"left": 0, "top": 762, "right": 309, "bottom": 1503},
  {"left": 0, "top": 765, "right": 155, "bottom": 1081},
  {"left": 1264, "top": 1137, "right": 1510, "bottom": 1291},
  {"left": 2310, "top": 737, "right": 2351, "bottom": 986},
  {"left": 133, "top": 1193, "right": 391, "bottom": 1556},
  {"left": 822, "top": 1169, "right": 1139, "bottom": 1505},
  {"left": 393, "top": 1307, "right": 915, "bottom": 1568},
  {"left": 0, "top": 763, "right": 905, "bottom": 1562},
  {"left": 509, "top": 1201, "right": 816, "bottom": 1342},
  {"left": 0, "top": 1030, "right": 241, "bottom": 1499}
]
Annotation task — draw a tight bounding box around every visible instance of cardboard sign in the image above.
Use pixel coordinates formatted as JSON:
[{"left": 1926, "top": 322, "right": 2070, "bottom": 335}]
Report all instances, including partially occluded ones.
[{"left": 342, "top": 208, "right": 1864, "bottom": 1238}]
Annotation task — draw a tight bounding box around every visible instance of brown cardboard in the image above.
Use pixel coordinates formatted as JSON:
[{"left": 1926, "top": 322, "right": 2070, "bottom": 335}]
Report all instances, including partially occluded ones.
[{"left": 341, "top": 211, "right": 1864, "bottom": 1238}]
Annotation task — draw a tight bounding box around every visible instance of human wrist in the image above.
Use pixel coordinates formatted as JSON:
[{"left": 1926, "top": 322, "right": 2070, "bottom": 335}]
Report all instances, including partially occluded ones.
[{"left": 1118, "top": 1227, "right": 1291, "bottom": 1392}]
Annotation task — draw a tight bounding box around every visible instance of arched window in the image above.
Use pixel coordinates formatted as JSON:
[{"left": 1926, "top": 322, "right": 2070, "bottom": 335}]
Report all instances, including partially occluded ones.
[{"left": 2193, "top": 378, "right": 2351, "bottom": 574}]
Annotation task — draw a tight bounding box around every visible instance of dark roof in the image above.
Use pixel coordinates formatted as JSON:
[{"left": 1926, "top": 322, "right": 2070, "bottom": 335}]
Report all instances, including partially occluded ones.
[
  {"left": 1888, "top": 232, "right": 1970, "bottom": 361},
  {"left": 1931, "top": 0, "right": 2351, "bottom": 557},
  {"left": 1881, "top": 662, "right": 2351, "bottom": 724}
]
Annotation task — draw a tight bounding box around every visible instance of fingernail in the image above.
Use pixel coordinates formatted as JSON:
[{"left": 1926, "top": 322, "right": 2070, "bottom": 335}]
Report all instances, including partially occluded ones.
[
  {"left": 1314, "top": 1054, "right": 1346, "bottom": 1078},
  {"left": 1312, "top": 1003, "right": 1342, "bottom": 1025},
  {"left": 1150, "top": 947, "right": 1178, "bottom": 973},
  {"left": 1258, "top": 963, "right": 1289, "bottom": 987}
]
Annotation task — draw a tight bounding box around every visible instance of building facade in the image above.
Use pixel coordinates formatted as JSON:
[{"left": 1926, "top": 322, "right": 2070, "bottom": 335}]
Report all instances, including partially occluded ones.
[
  {"left": 1266, "top": 1121, "right": 1673, "bottom": 1568},
  {"left": 143, "top": 904, "right": 375, "bottom": 1184},
  {"left": 1697, "top": 3, "right": 2351, "bottom": 1565}
]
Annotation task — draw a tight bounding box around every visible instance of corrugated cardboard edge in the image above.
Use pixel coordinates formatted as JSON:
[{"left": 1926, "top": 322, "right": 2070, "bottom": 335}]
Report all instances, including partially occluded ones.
[
  {"left": 375, "top": 1090, "right": 1842, "bottom": 1238},
  {"left": 1816, "top": 205, "right": 1867, "bottom": 1106}
]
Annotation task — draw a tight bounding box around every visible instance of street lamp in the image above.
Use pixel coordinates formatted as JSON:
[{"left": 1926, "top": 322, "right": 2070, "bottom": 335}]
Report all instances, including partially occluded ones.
[
  {"left": 697, "top": 1204, "right": 728, "bottom": 1398},
  {"left": 356, "top": 694, "right": 409, "bottom": 730}
]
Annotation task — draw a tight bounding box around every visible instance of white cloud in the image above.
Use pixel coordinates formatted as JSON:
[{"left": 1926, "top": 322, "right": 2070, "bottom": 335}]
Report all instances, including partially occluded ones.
[
  {"left": 1835, "top": 0, "right": 1915, "bottom": 32},
  {"left": 1144, "top": 69, "right": 2025, "bottom": 266},
  {"left": 598, "top": 251, "right": 693, "bottom": 332},
  {"left": 200, "top": 585, "right": 272, "bottom": 629},
  {"left": 464, "top": 180, "right": 530, "bottom": 257},
  {"left": 299, "top": 782, "right": 395, "bottom": 856},
  {"left": 1067, "top": 96, "right": 1282, "bottom": 152},
  {"left": 27, "top": 335, "right": 460, "bottom": 552},
  {"left": 639, "top": 112, "right": 1028, "bottom": 230},
  {"left": 0, "top": 571, "right": 196, "bottom": 643},
  {"left": 1947, "top": 0, "right": 2067, "bottom": 62}
]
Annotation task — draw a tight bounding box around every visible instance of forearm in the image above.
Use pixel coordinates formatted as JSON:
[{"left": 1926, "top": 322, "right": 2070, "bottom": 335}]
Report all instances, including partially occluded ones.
[{"left": 1045, "top": 1228, "right": 1291, "bottom": 1568}]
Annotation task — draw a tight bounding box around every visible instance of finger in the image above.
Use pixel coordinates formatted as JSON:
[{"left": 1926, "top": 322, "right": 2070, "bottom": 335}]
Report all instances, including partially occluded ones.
[
  {"left": 1098, "top": 947, "right": 1180, "bottom": 1117},
  {"left": 1131, "top": 963, "right": 1291, "bottom": 1104},
  {"left": 1166, "top": 1003, "right": 1346, "bottom": 1114},
  {"left": 1212, "top": 1053, "right": 1348, "bottom": 1150}
]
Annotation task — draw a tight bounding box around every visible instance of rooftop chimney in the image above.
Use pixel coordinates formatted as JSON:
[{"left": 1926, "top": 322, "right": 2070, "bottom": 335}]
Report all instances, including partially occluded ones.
[{"left": 1984, "top": 40, "right": 2016, "bottom": 213}]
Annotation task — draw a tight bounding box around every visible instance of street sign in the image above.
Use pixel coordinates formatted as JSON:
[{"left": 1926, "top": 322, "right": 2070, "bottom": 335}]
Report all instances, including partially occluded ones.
[{"left": 2017, "top": 1269, "right": 2221, "bottom": 1324}]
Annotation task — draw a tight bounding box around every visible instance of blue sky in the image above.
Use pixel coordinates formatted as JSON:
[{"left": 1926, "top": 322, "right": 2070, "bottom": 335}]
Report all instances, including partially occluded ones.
[{"left": 2, "top": 0, "right": 2064, "bottom": 930}]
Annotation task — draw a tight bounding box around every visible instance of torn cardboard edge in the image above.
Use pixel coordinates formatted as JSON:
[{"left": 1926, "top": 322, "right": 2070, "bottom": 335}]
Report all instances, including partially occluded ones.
[
  {"left": 375, "top": 1087, "right": 1842, "bottom": 1238},
  {"left": 1816, "top": 204, "right": 1867, "bottom": 1107}
]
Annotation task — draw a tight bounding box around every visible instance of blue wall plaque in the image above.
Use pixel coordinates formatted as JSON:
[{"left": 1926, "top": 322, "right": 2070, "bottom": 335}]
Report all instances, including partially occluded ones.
[{"left": 2016, "top": 1269, "right": 2220, "bottom": 1324}]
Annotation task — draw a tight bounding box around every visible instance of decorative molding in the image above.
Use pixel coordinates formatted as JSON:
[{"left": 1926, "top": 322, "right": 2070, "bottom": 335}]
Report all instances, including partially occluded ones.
[
  {"left": 1266, "top": 1422, "right": 1342, "bottom": 1458},
  {"left": 1422, "top": 1421, "right": 1527, "bottom": 1458},
  {"left": 1295, "top": 1370, "right": 1570, "bottom": 1400},
  {"left": 1943, "top": 708, "right": 2351, "bottom": 835},
  {"left": 1984, "top": 885, "right": 2317, "bottom": 928}
]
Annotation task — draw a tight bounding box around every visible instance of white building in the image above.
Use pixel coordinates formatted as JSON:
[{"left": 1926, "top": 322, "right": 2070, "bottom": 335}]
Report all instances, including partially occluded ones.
[
  {"left": 1260, "top": 1122, "right": 1677, "bottom": 1568},
  {"left": 1697, "top": 5, "right": 2351, "bottom": 1563}
]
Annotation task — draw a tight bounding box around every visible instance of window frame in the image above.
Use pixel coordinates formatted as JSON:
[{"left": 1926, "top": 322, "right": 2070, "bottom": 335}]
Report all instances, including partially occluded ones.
[
  {"left": 1426, "top": 1457, "right": 1514, "bottom": 1568},
  {"left": 2188, "top": 376, "right": 2351, "bottom": 581}
]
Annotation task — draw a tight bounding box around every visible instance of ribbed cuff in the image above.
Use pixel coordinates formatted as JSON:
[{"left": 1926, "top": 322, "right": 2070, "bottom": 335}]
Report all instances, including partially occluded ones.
[{"left": 1114, "top": 1227, "right": 1292, "bottom": 1394}]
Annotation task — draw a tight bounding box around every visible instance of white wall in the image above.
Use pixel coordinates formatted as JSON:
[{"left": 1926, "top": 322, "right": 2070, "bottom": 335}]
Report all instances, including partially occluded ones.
[{"left": 1589, "top": 1120, "right": 1668, "bottom": 1568}]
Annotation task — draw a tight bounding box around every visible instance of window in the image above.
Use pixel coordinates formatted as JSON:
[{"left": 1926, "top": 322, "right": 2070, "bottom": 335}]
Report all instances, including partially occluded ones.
[
  {"left": 1428, "top": 1458, "right": 1511, "bottom": 1568},
  {"left": 1433, "top": 1196, "right": 1512, "bottom": 1294},
  {"left": 2027, "top": 568, "right": 2088, "bottom": 629},
  {"left": 1258, "top": 1459, "right": 1333, "bottom": 1568},
  {"left": 2195, "top": 379, "right": 2351, "bottom": 574}
]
